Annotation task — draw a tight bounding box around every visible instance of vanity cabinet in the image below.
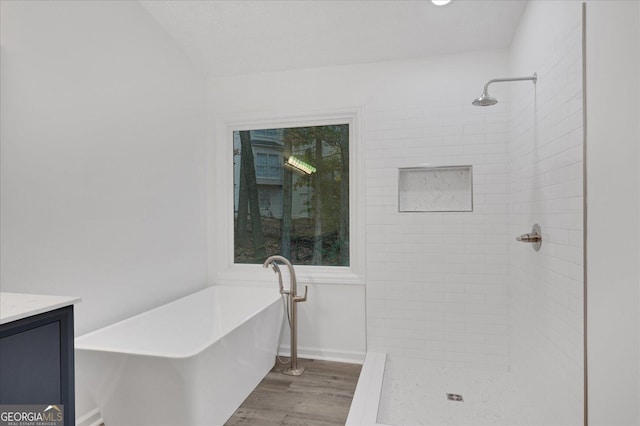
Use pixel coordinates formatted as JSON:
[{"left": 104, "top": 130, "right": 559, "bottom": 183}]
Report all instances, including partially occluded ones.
[{"left": 0, "top": 294, "right": 79, "bottom": 426}]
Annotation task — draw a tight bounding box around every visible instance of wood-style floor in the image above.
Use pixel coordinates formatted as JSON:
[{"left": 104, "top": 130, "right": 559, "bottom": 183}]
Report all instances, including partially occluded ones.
[{"left": 225, "top": 358, "right": 362, "bottom": 426}]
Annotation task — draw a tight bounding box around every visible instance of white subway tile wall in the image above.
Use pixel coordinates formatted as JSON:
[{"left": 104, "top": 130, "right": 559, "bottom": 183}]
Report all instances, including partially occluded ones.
[
  {"left": 365, "top": 102, "right": 512, "bottom": 370},
  {"left": 508, "top": 2, "right": 584, "bottom": 424},
  {"left": 365, "top": 2, "right": 584, "bottom": 423}
]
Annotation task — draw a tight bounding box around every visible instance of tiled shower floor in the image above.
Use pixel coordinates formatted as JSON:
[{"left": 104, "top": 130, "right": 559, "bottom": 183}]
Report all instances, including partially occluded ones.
[{"left": 377, "top": 357, "right": 545, "bottom": 426}]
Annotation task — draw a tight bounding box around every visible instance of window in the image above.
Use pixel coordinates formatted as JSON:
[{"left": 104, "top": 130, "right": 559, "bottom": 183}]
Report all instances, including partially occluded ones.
[
  {"left": 258, "top": 188, "right": 271, "bottom": 210},
  {"left": 255, "top": 153, "right": 281, "bottom": 179},
  {"left": 233, "top": 124, "right": 349, "bottom": 266}
]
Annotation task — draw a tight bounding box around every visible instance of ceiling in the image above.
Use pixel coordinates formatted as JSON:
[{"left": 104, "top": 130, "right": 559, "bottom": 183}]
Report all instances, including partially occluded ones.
[{"left": 139, "top": 0, "right": 527, "bottom": 78}]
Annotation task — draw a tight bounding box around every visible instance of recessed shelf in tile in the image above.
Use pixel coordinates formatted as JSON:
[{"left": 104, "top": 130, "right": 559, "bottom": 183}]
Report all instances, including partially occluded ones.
[{"left": 398, "top": 165, "right": 473, "bottom": 212}]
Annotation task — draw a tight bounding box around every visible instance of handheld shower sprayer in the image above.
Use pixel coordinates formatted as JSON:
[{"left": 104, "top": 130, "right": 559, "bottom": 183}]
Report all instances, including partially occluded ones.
[{"left": 268, "top": 262, "right": 285, "bottom": 295}]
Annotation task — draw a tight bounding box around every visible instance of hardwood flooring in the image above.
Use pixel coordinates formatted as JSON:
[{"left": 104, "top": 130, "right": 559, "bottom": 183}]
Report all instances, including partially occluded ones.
[{"left": 225, "top": 358, "right": 362, "bottom": 426}]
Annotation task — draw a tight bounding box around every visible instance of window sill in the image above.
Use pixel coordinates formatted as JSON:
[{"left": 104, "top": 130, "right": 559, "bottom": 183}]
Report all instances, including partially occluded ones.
[{"left": 213, "top": 264, "right": 365, "bottom": 286}]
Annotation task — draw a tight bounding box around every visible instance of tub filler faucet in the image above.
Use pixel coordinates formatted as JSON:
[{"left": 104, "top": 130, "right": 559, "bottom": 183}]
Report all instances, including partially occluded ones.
[{"left": 263, "top": 255, "right": 308, "bottom": 376}]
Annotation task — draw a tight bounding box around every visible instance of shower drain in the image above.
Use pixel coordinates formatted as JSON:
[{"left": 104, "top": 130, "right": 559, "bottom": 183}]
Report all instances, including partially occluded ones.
[{"left": 446, "top": 393, "right": 464, "bottom": 402}]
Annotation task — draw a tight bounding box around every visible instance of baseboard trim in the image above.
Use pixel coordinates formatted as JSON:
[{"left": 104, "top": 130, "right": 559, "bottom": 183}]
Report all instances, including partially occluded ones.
[
  {"left": 76, "top": 407, "right": 104, "bottom": 426},
  {"left": 278, "top": 345, "right": 365, "bottom": 364}
]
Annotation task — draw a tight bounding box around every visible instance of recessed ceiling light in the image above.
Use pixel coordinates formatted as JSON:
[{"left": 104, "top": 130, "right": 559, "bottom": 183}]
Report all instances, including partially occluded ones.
[{"left": 432, "top": 0, "right": 452, "bottom": 6}]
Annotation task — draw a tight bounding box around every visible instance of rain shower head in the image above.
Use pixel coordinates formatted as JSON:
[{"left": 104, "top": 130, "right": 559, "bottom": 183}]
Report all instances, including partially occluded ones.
[
  {"left": 472, "top": 73, "right": 537, "bottom": 107},
  {"left": 472, "top": 92, "right": 498, "bottom": 107}
]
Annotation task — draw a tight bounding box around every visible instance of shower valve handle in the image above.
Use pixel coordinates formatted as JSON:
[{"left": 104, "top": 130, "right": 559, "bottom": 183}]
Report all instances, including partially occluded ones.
[
  {"left": 516, "top": 224, "right": 542, "bottom": 252},
  {"left": 293, "top": 285, "right": 308, "bottom": 303},
  {"left": 516, "top": 233, "right": 541, "bottom": 243}
]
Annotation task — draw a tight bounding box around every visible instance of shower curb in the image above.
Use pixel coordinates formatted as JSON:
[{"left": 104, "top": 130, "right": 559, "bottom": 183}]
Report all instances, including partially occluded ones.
[{"left": 346, "top": 352, "right": 390, "bottom": 426}]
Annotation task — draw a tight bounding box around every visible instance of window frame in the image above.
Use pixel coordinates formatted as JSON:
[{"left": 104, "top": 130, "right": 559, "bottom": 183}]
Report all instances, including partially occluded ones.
[{"left": 210, "top": 109, "right": 364, "bottom": 286}]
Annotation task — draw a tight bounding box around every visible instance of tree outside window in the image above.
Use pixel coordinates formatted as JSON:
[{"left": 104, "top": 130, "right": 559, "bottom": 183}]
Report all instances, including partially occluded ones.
[{"left": 233, "top": 124, "right": 349, "bottom": 266}]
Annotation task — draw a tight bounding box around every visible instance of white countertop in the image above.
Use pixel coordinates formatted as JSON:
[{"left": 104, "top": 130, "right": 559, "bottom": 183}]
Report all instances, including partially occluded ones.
[{"left": 0, "top": 292, "right": 81, "bottom": 325}]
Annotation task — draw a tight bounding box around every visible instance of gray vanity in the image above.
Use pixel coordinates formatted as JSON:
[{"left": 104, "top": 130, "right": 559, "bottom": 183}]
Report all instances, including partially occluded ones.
[{"left": 0, "top": 293, "right": 80, "bottom": 426}]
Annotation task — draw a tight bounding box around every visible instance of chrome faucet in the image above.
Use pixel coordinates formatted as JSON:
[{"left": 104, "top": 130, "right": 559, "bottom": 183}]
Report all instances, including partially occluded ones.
[{"left": 263, "top": 255, "right": 308, "bottom": 376}]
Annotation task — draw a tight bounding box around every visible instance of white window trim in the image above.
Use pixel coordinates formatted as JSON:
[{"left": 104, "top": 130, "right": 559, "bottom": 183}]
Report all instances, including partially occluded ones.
[{"left": 208, "top": 108, "right": 365, "bottom": 286}]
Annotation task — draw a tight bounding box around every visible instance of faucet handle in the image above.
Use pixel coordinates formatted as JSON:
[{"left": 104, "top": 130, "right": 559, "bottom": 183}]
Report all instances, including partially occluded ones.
[{"left": 293, "top": 285, "right": 308, "bottom": 303}]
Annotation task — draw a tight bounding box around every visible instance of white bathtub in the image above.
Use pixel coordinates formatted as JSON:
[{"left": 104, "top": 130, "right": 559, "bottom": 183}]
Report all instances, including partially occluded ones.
[{"left": 75, "top": 286, "right": 283, "bottom": 426}]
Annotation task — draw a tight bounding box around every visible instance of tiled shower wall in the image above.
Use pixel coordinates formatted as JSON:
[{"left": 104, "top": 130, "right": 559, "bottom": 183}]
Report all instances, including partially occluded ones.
[
  {"left": 365, "top": 60, "right": 513, "bottom": 370},
  {"left": 365, "top": 3, "right": 585, "bottom": 421},
  {"left": 508, "top": 2, "right": 584, "bottom": 424}
]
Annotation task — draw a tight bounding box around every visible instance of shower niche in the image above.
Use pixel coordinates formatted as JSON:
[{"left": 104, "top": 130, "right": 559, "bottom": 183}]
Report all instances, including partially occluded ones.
[{"left": 398, "top": 165, "right": 473, "bottom": 212}]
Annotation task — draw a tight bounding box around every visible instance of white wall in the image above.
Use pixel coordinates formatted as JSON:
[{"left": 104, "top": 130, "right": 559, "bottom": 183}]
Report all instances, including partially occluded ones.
[
  {"left": 364, "top": 52, "right": 513, "bottom": 370},
  {"left": 207, "top": 50, "right": 511, "bottom": 365},
  {"left": 508, "top": 1, "right": 584, "bottom": 424},
  {"left": 0, "top": 0, "right": 208, "bottom": 336},
  {"left": 586, "top": 1, "right": 640, "bottom": 425}
]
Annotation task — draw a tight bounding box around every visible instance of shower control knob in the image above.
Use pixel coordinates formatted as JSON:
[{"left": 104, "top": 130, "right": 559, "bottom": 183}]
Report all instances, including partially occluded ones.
[
  {"left": 516, "top": 233, "right": 541, "bottom": 243},
  {"left": 516, "top": 224, "right": 542, "bottom": 251}
]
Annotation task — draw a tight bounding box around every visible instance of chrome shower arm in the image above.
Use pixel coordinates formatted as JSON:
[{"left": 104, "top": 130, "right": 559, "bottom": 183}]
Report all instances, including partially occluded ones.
[{"left": 482, "top": 73, "right": 537, "bottom": 94}]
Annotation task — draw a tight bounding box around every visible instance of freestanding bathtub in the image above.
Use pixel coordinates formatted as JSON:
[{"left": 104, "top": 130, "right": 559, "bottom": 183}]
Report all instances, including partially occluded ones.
[{"left": 75, "top": 286, "right": 283, "bottom": 426}]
